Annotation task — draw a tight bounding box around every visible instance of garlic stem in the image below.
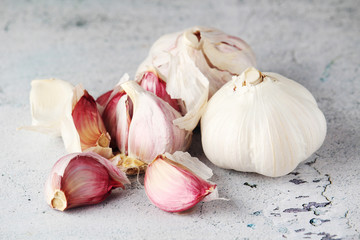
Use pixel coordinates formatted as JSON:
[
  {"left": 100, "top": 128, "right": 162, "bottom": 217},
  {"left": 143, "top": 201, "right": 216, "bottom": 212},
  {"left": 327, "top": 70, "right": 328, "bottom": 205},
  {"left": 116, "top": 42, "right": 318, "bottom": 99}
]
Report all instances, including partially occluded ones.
[{"left": 241, "top": 67, "right": 263, "bottom": 86}]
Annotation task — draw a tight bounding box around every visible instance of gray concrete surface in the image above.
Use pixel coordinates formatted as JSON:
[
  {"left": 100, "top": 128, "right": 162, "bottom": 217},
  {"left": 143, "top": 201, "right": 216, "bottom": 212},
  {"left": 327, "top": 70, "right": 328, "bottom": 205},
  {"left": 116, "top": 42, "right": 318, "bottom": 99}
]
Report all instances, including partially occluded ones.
[{"left": 1, "top": 0, "right": 359, "bottom": 239}]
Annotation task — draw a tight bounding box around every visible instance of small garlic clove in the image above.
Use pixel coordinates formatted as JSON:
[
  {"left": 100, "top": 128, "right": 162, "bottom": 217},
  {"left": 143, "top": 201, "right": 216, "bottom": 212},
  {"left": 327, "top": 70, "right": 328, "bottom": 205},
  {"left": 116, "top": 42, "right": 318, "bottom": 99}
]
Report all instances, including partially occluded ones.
[
  {"left": 121, "top": 81, "right": 190, "bottom": 163},
  {"left": 21, "top": 78, "right": 74, "bottom": 135},
  {"left": 61, "top": 85, "right": 113, "bottom": 158},
  {"left": 101, "top": 91, "right": 126, "bottom": 148},
  {"left": 45, "top": 152, "right": 130, "bottom": 211},
  {"left": 138, "top": 71, "right": 182, "bottom": 112},
  {"left": 96, "top": 73, "right": 131, "bottom": 115},
  {"left": 96, "top": 89, "right": 113, "bottom": 115},
  {"left": 144, "top": 151, "right": 217, "bottom": 212},
  {"left": 72, "top": 90, "right": 111, "bottom": 150},
  {"left": 115, "top": 93, "right": 132, "bottom": 154}
]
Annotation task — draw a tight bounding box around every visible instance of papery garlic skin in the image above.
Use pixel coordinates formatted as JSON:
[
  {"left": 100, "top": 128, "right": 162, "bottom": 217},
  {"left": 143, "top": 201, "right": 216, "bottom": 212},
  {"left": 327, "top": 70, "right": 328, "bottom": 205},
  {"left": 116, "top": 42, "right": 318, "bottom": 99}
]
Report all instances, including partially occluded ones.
[
  {"left": 201, "top": 67, "right": 327, "bottom": 177},
  {"left": 45, "top": 152, "right": 130, "bottom": 211},
  {"left": 144, "top": 151, "right": 217, "bottom": 212},
  {"left": 136, "top": 26, "right": 256, "bottom": 131},
  {"left": 22, "top": 79, "right": 74, "bottom": 135}
]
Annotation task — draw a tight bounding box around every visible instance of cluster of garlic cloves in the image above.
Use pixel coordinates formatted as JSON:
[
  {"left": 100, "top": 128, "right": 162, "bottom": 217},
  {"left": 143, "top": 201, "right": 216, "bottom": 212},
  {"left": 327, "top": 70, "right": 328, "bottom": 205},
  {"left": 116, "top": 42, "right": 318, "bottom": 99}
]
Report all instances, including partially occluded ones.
[
  {"left": 45, "top": 152, "right": 130, "bottom": 211},
  {"left": 97, "top": 75, "right": 191, "bottom": 173},
  {"left": 144, "top": 151, "right": 218, "bottom": 212},
  {"left": 136, "top": 26, "right": 256, "bottom": 130},
  {"left": 201, "top": 67, "right": 327, "bottom": 177}
]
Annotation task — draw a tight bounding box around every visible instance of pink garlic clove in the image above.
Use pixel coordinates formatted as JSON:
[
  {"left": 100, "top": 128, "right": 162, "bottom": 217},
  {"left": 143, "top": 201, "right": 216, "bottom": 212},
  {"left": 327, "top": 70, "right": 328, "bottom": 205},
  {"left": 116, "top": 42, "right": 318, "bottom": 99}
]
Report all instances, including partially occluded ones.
[
  {"left": 72, "top": 90, "right": 111, "bottom": 151},
  {"left": 144, "top": 151, "right": 217, "bottom": 213},
  {"left": 101, "top": 91, "right": 127, "bottom": 148},
  {"left": 121, "top": 81, "right": 190, "bottom": 164},
  {"left": 139, "top": 71, "right": 181, "bottom": 112},
  {"left": 45, "top": 152, "right": 130, "bottom": 211}
]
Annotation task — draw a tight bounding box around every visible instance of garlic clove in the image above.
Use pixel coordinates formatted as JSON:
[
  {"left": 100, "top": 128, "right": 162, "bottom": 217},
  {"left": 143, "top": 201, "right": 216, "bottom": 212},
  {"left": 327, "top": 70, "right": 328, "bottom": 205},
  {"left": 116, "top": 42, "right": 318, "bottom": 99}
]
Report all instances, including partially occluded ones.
[
  {"left": 72, "top": 90, "right": 111, "bottom": 150},
  {"left": 121, "top": 81, "right": 190, "bottom": 163},
  {"left": 115, "top": 93, "right": 132, "bottom": 154},
  {"left": 144, "top": 151, "right": 217, "bottom": 212},
  {"left": 201, "top": 67, "right": 327, "bottom": 177},
  {"left": 21, "top": 78, "right": 74, "bottom": 136},
  {"left": 96, "top": 89, "right": 113, "bottom": 115},
  {"left": 96, "top": 74, "right": 130, "bottom": 116},
  {"left": 61, "top": 85, "right": 113, "bottom": 158},
  {"left": 138, "top": 70, "right": 182, "bottom": 112},
  {"left": 101, "top": 91, "right": 126, "bottom": 148},
  {"left": 45, "top": 152, "right": 130, "bottom": 211}
]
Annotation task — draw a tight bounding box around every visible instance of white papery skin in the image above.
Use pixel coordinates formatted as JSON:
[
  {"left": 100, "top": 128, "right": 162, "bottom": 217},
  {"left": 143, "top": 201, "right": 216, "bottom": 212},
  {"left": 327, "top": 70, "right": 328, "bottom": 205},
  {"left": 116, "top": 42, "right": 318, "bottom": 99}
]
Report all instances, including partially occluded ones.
[
  {"left": 201, "top": 67, "right": 327, "bottom": 177},
  {"left": 22, "top": 79, "right": 74, "bottom": 136},
  {"left": 136, "top": 26, "right": 256, "bottom": 131}
]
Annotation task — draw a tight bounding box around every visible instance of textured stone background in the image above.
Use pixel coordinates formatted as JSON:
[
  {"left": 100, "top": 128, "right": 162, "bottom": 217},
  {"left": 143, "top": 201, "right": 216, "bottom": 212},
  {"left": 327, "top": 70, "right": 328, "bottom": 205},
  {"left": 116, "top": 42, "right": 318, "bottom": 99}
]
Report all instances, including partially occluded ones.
[{"left": 0, "top": 0, "right": 359, "bottom": 239}]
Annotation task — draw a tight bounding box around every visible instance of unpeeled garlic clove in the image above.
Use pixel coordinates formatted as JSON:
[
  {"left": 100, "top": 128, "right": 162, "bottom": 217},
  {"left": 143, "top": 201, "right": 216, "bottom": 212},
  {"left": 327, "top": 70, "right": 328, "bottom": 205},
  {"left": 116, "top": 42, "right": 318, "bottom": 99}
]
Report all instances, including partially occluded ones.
[
  {"left": 121, "top": 81, "right": 190, "bottom": 163},
  {"left": 144, "top": 151, "right": 218, "bottom": 212},
  {"left": 45, "top": 152, "right": 130, "bottom": 211}
]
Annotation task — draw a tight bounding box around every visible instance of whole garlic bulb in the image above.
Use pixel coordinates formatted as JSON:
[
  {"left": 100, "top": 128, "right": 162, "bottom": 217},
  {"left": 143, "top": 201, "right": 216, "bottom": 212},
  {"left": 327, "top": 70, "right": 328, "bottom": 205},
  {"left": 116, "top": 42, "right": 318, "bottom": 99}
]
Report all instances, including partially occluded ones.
[
  {"left": 201, "top": 67, "right": 327, "bottom": 177},
  {"left": 136, "top": 26, "right": 256, "bottom": 131}
]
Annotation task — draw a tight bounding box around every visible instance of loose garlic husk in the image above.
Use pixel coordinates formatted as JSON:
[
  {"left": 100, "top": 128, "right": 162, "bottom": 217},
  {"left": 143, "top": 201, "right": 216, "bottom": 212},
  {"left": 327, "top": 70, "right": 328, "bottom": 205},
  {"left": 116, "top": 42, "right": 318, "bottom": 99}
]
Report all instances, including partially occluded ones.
[
  {"left": 136, "top": 26, "right": 256, "bottom": 131},
  {"left": 45, "top": 152, "right": 130, "bottom": 211},
  {"left": 97, "top": 75, "right": 191, "bottom": 173},
  {"left": 201, "top": 67, "right": 327, "bottom": 177},
  {"left": 23, "top": 79, "right": 113, "bottom": 158},
  {"left": 144, "top": 151, "right": 218, "bottom": 212},
  {"left": 22, "top": 78, "right": 74, "bottom": 136}
]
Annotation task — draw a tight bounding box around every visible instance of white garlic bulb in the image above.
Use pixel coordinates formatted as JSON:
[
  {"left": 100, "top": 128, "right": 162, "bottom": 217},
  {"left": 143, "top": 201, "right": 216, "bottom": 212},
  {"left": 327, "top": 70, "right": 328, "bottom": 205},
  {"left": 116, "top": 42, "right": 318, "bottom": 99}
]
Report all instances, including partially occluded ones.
[
  {"left": 201, "top": 67, "right": 327, "bottom": 177},
  {"left": 136, "top": 26, "right": 256, "bottom": 131}
]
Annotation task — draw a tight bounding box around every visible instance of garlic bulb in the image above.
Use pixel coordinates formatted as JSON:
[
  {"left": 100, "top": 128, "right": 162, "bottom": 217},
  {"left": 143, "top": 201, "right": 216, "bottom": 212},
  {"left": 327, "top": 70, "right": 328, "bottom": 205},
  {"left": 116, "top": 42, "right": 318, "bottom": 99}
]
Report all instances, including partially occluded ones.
[
  {"left": 136, "top": 26, "right": 256, "bottom": 131},
  {"left": 144, "top": 151, "right": 218, "bottom": 212},
  {"left": 97, "top": 76, "right": 191, "bottom": 172},
  {"left": 201, "top": 67, "right": 327, "bottom": 177},
  {"left": 23, "top": 79, "right": 113, "bottom": 158},
  {"left": 45, "top": 152, "right": 130, "bottom": 211}
]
